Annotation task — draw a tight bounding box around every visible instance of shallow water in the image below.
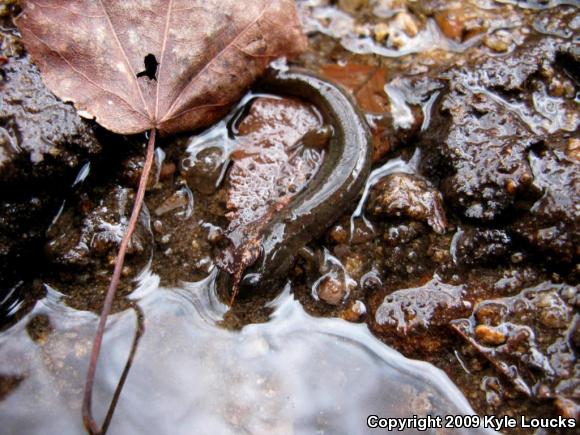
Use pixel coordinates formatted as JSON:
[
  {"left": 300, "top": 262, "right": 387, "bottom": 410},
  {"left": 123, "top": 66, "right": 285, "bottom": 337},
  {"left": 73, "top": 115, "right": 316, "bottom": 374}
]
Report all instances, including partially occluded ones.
[{"left": 0, "top": 268, "right": 489, "bottom": 435}]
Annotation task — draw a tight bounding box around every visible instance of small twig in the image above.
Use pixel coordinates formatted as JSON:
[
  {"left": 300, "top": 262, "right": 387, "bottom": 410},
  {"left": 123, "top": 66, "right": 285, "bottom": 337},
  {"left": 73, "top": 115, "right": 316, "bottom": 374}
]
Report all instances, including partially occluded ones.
[{"left": 82, "top": 128, "right": 156, "bottom": 435}]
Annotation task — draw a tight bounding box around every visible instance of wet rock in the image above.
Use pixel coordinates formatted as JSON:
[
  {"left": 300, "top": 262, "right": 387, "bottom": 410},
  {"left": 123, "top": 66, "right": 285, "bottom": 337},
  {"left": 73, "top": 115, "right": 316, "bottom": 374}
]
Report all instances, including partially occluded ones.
[
  {"left": 367, "top": 173, "right": 448, "bottom": 233},
  {"left": 154, "top": 186, "right": 193, "bottom": 218},
  {"left": 511, "top": 149, "right": 579, "bottom": 263},
  {"left": 555, "top": 396, "right": 580, "bottom": 420},
  {"left": 181, "top": 146, "right": 226, "bottom": 195},
  {"left": 455, "top": 229, "right": 513, "bottom": 266},
  {"left": 328, "top": 223, "right": 349, "bottom": 245},
  {"left": 0, "top": 196, "right": 54, "bottom": 286},
  {"left": 412, "top": 0, "right": 521, "bottom": 44},
  {"left": 383, "top": 223, "right": 422, "bottom": 248},
  {"left": 0, "top": 18, "right": 103, "bottom": 303},
  {"left": 0, "top": 55, "right": 101, "bottom": 185},
  {"left": 26, "top": 313, "right": 52, "bottom": 345},
  {"left": 144, "top": 183, "right": 216, "bottom": 284},
  {"left": 377, "top": 221, "right": 434, "bottom": 278},
  {"left": 481, "top": 376, "right": 504, "bottom": 408},
  {"left": 428, "top": 86, "right": 535, "bottom": 220},
  {"left": 474, "top": 325, "right": 507, "bottom": 346},
  {"left": 309, "top": 248, "right": 356, "bottom": 307},
  {"left": 317, "top": 275, "right": 347, "bottom": 306},
  {"left": 423, "top": 38, "right": 578, "bottom": 221},
  {"left": 474, "top": 302, "right": 508, "bottom": 327},
  {"left": 533, "top": 5, "right": 579, "bottom": 40},
  {"left": 45, "top": 186, "right": 150, "bottom": 269},
  {"left": 0, "top": 374, "right": 22, "bottom": 402},
  {"left": 120, "top": 149, "right": 169, "bottom": 191},
  {"left": 451, "top": 281, "right": 579, "bottom": 401},
  {"left": 483, "top": 29, "right": 516, "bottom": 53},
  {"left": 225, "top": 97, "right": 324, "bottom": 231},
  {"left": 341, "top": 250, "right": 367, "bottom": 281},
  {"left": 393, "top": 12, "right": 419, "bottom": 37},
  {"left": 433, "top": 4, "right": 487, "bottom": 42},
  {"left": 372, "top": 275, "right": 470, "bottom": 336},
  {"left": 338, "top": 0, "right": 368, "bottom": 14},
  {"left": 0, "top": 3, "right": 23, "bottom": 58},
  {"left": 340, "top": 299, "right": 367, "bottom": 322}
]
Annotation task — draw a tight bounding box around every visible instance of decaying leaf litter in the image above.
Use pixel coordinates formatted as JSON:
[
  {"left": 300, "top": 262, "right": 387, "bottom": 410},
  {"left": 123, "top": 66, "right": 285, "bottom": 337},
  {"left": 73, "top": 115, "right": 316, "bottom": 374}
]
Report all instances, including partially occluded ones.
[{"left": 15, "top": 1, "right": 306, "bottom": 432}]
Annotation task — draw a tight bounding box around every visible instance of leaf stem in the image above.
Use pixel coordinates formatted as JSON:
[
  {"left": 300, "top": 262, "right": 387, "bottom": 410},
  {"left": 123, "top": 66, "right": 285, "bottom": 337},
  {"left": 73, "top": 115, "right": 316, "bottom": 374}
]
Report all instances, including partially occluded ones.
[
  {"left": 82, "top": 128, "right": 156, "bottom": 435},
  {"left": 101, "top": 305, "right": 145, "bottom": 434}
]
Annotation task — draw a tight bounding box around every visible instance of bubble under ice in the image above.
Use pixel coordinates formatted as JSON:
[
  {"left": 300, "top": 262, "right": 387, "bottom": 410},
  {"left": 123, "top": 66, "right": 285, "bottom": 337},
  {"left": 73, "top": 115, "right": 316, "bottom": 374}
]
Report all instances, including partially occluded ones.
[{"left": 0, "top": 271, "right": 492, "bottom": 435}]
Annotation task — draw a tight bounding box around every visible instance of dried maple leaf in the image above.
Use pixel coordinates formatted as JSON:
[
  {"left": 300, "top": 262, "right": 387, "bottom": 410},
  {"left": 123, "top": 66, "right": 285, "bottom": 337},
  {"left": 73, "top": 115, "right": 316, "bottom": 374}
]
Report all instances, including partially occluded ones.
[
  {"left": 15, "top": 0, "right": 306, "bottom": 135},
  {"left": 14, "top": 2, "right": 306, "bottom": 433}
]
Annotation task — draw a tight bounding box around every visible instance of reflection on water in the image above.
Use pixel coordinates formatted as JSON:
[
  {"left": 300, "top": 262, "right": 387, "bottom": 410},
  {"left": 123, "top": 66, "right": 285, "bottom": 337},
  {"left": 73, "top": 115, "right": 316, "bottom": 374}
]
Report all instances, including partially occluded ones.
[{"left": 0, "top": 269, "right": 490, "bottom": 435}]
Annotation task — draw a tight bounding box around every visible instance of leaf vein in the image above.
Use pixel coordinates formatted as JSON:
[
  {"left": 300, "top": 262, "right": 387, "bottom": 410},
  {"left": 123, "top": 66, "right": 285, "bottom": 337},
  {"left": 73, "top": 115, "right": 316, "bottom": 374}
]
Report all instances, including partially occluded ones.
[
  {"left": 154, "top": 0, "right": 173, "bottom": 123},
  {"left": 97, "top": 0, "right": 151, "bottom": 119},
  {"left": 23, "top": 27, "right": 150, "bottom": 123},
  {"left": 160, "top": 2, "right": 270, "bottom": 123},
  {"left": 160, "top": 101, "right": 229, "bottom": 124},
  {"left": 30, "top": 1, "right": 105, "bottom": 18}
]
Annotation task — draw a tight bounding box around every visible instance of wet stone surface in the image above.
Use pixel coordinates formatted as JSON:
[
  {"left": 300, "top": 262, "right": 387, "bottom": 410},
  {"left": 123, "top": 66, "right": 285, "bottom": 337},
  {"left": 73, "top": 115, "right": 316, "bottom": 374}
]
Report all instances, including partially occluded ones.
[
  {"left": 45, "top": 186, "right": 151, "bottom": 270},
  {"left": 366, "top": 173, "right": 448, "bottom": 233},
  {"left": 0, "top": 56, "right": 101, "bottom": 184},
  {"left": 225, "top": 97, "right": 324, "bottom": 232},
  {"left": 0, "top": 1, "right": 579, "bottom": 433},
  {"left": 1, "top": 7, "right": 104, "bottom": 312},
  {"left": 422, "top": 37, "right": 578, "bottom": 221},
  {"left": 372, "top": 275, "right": 471, "bottom": 339},
  {"left": 451, "top": 281, "right": 579, "bottom": 405},
  {"left": 454, "top": 228, "right": 513, "bottom": 266},
  {"left": 511, "top": 148, "right": 580, "bottom": 263}
]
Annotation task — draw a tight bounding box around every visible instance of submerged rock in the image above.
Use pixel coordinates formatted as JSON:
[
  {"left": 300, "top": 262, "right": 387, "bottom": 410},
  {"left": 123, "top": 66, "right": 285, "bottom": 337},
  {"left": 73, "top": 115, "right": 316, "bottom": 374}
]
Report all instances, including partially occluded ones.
[
  {"left": 451, "top": 281, "right": 579, "bottom": 402},
  {"left": 45, "top": 186, "right": 150, "bottom": 270},
  {"left": 372, "top": 275, "right": 471, "bottom": 338}
]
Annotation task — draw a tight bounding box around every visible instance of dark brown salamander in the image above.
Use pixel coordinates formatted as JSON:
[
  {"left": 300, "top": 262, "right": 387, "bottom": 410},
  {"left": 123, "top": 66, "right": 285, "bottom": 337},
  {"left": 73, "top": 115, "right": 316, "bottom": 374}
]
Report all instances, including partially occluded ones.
[{"left": 219, "top": 68, "right": 372, "bottom": 300}]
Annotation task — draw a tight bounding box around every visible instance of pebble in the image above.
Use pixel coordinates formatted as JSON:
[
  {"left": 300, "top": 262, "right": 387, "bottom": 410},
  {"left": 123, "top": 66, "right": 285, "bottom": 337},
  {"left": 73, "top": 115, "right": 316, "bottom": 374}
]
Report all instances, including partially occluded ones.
[
  {"left": 475, "top": 325, "right": 507, "bottom": 346},
  {"left": 394, "top": 12, "right": 418, "bottom": 37},
  {"left": 373, "top": 22, "right": 389, "bottom": 43},
  {"left": 318, "top": 276, "right": 347, "bottom": 306},
  {"left": 341, "top": 300, "right": 367, "bottom": 322},
  {"left": 338, "top": 0, "right": 368, "bottom": 13}
]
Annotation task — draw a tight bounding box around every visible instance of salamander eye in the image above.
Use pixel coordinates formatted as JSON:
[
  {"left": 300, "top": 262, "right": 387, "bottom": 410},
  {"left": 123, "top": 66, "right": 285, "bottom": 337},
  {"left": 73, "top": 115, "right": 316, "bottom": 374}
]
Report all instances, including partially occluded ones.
[{"left": 320, "top": 124, "right": 333, "bottom": 139}]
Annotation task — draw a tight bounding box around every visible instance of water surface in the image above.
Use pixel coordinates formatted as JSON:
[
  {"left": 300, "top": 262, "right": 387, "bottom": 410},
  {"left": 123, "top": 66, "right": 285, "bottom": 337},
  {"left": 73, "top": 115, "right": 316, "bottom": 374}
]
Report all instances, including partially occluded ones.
[{"left": 0, "top": 268, "right": 486, "bottom": 434}]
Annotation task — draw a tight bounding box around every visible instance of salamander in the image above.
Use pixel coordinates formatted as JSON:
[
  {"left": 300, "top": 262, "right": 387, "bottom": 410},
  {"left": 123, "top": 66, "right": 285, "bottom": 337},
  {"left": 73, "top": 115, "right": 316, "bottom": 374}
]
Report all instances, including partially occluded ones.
[{"left": 218, "top": 67, "right": 372, "bottom": 300}]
